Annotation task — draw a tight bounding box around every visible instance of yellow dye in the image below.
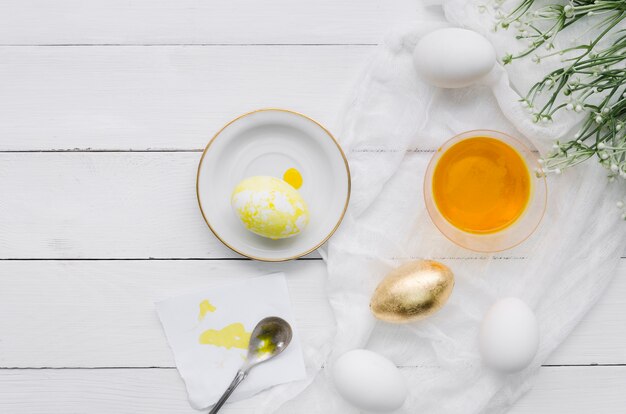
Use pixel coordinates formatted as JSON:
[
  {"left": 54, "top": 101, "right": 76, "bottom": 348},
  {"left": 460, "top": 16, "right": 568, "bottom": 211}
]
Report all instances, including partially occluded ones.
[
  {"left": 432, "top": 137, "right": 531, "bottom": 234},
  {"left": 199, "top": 323, "right": 251, "bottom": 350},
  {"left": 254, "top": 333, "right": 277, "bottom": 355},
  {"left": 283, "top": 168, "right": 303, "bottom": 189},
  {"left": 198, "top": 300, "right": 216, "bottom": 321}
]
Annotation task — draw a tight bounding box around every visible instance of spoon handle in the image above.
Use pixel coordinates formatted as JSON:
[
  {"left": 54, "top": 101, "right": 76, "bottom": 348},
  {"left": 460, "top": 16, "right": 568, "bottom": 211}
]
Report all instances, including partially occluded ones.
[{"left": 209, "top": 369, "right": 248, "bottom": 414}]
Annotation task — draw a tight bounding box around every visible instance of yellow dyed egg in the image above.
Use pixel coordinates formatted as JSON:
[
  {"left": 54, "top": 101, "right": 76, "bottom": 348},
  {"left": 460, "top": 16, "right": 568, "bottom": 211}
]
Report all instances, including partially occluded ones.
[{"left": 231, "top": 176, "right": 309, "bottom": 239}]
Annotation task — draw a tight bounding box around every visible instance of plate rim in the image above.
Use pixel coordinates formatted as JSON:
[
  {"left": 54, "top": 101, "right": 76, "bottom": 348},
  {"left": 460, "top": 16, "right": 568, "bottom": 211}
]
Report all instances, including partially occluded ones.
[{"left": 196, "top": 108, "right": 351, "bottom": 262}]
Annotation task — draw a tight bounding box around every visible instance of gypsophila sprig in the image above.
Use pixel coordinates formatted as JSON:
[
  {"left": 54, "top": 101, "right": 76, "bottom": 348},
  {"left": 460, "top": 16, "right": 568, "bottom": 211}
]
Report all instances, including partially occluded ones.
[{"left": 494, "top": 0, "right": 626, "bottom": 185}]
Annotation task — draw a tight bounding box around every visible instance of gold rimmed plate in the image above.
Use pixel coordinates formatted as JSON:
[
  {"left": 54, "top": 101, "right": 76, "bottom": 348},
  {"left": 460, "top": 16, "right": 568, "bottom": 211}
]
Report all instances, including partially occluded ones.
[{"left": 196, "top": 109, "right": 351, "bottom": 261}]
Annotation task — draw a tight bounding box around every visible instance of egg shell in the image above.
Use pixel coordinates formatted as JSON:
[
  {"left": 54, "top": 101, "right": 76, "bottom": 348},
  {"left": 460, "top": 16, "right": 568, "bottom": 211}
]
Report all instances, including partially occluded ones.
[
  {"left": 413, "top": 28, "right": 496, "bottom": 88},
  {"left": 479, "top": 297, "right": 539, "bottom": 373},
  {"left": 231, "top": 176, "right": 309, "bottom": 239},
  {"left": 332, "top": 349, "right": 408, "bottom": 413}
]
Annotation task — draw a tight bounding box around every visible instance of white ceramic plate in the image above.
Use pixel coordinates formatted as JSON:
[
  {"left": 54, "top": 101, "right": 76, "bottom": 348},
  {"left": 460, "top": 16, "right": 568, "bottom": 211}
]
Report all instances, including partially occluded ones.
[{"left": 196, "top": 109, "right": 351, "bottom": 261}]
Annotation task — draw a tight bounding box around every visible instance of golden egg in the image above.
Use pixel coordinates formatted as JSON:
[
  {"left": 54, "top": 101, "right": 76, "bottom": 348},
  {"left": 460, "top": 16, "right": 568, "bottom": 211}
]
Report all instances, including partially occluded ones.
[{"left": 370, "top": 260, "right": 454, "bottom": 323}]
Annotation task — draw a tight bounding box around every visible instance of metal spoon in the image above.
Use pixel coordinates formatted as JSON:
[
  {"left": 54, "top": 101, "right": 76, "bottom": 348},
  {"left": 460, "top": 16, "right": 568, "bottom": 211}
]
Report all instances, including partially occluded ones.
[{"left": 209, "top": 316, "right": 293, "bottom": 414}]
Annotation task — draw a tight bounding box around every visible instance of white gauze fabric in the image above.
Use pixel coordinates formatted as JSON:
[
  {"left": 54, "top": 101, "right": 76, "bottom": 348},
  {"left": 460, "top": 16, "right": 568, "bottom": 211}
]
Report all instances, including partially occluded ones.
[{"left": 273, "top": 2, "right": 626, "bottom": 413}]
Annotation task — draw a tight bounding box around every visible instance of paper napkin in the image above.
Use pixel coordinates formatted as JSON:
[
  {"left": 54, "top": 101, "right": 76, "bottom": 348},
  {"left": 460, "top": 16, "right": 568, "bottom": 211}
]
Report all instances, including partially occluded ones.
[{"left": 156, "top": 273, "right": 306, "bottom": 411}]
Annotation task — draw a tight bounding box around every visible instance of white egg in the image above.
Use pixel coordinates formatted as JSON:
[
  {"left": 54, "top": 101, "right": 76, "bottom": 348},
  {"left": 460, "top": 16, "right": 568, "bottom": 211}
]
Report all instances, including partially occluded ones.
[
  {"left": 413, "top": 28, "right": 496, "bottom": 88},
  {"left": 332, "top": 349, "right": 407, "bottom": 413},
  {"left": 479, "top": 297, "right": 539, "bottom": 373}
]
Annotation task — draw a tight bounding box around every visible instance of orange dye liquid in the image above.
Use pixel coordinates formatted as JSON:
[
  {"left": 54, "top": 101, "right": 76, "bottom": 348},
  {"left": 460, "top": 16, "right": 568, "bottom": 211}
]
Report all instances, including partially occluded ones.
[{"left": 432, "top": 137, "right": 530, "bottom": 234}]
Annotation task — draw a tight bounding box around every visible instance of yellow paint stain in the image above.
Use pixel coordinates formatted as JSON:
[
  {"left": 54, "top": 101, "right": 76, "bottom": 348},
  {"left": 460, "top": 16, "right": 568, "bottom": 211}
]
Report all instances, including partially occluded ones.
[
  {"left": 198, "top": 300, "right": 216, "bottom": 321},
  {"left": 254, "top": 333, "right": 277, "bottom": 356},
  {"left": 199, "top": 323, "right": 251, "bottom": 350},
  {"left": 283, "top": 168, "right": 303, "bottom": 189}
]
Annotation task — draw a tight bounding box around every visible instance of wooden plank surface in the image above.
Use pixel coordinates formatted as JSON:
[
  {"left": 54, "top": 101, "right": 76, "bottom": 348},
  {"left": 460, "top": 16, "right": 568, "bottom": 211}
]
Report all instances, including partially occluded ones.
[
  {"left": 0, "top": 153, "right": 230, "bottom": 259},
  {"left": 0, "top": 259, "right": 623, "bottom": 368},
  {"left": 0, "top": 0, "right": 427, "bottom": 46},
  {"left": 0, "top": 366, "right": 624, "bottom": 413},
  {"left": 2, "top": 1, "right": 625, "bottom": 412},
  {"left": 0, "top": 45, "right": 371, "bottom": 151},
  {"left": 509, "top": 366, "right": 626, "bottom": 413}
]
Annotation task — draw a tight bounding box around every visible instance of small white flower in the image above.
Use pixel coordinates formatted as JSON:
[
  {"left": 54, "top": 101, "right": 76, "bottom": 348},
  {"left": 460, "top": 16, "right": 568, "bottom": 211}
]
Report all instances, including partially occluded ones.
[
  {"left": 595, "top": 115, "right": 603, "bottom": 124},
  {"left": 521, "top": 101, "right": 529, "bottom": 108},
  {"left": 538, "top": 158, "right": 544, "bottom": 165},
  {"left": 600, "top": 152, "right": 609, "bottom": 160},
  {"left": 532, "top": 115, "right": 540, "bottom": 123},
  {"left": 552, "top": 143, "right": 560, "bottom": 150},
  {"left": 617, "top": 201, "right": 624, "bottom": 209},
  {"left": 531, "top": 55, "right": 540, "bottom": 63},
  {"left": 577, "top": 139, "right": 583, "bottom": 145},
  {"left": 566, "top": 103, "right": 574, "bottom": 111},
  {"left": 545, "top": 79, "right": 553, "bottom": 86},
  {"left": 602, "top": 107, "right": 610, "bottom": 114},
  {"left": 564, "top": 5, "right": 574, "bottom": 17},
  {"left": 611, "top": 164, "right": 619, "bottom": 172},
  {"left": 554, "top": 168, "right": 562, "bottom": 175},
  {"left": 617, "top": 124, "right": 623, "bottom": 131},
  {"left": 575, "top": 104, "right": 583, "bottom": 112},
  {"left": 598, "top": 143, "right": 606, "bottom": 150}
]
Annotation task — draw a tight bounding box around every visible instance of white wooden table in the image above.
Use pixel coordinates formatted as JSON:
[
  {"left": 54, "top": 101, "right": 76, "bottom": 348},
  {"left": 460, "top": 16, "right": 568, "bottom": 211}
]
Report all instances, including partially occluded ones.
[{"left": 0, "top": 1, "right": 624, "bottom": 412}]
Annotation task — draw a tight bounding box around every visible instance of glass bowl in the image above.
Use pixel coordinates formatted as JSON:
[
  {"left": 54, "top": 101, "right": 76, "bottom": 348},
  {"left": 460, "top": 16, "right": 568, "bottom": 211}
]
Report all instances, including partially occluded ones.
[{"left": 424, "top": 130, "right": 547, "bottom": 253}]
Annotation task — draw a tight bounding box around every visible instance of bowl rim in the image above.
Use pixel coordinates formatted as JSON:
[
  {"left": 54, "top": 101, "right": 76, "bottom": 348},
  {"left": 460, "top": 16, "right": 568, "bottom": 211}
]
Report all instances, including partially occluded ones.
[
  {"left": 423, "top": 129, "right": 548, "bottom": 253},
  {"left": 196, "top": 108, "right": 351, "bottom": 261}
]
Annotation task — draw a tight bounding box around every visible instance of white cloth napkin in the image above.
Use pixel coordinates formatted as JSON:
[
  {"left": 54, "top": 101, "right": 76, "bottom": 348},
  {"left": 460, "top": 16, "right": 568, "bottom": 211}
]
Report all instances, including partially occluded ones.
[
  {"left": 272, "top": 2, "right": 626, "bottom": 414},
  {"left": 156, "top": 273, "right": 306, "bottom": 411}
]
